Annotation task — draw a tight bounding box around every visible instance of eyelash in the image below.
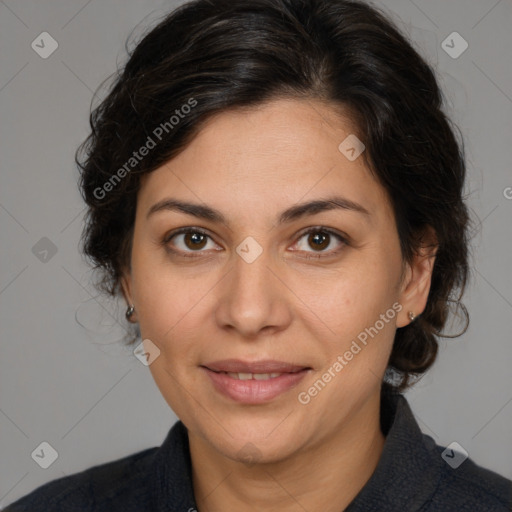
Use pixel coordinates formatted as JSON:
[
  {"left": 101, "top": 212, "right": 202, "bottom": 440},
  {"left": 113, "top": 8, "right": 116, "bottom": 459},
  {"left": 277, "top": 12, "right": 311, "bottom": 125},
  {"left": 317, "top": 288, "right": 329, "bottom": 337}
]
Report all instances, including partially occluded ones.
[{"left": 162, "top": 226, "right": 349, "bottom": 260}]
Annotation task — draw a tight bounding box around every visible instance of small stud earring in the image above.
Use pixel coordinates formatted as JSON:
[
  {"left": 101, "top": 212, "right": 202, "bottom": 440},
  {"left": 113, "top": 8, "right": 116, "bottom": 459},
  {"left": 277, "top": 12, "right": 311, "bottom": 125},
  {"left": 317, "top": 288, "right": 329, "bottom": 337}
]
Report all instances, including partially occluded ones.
[
  {"left": 408, "top": 311, "right": 415, "bottom": 322},
  {"left": 126, "top": 304, "right": 135, "bottom": 319}
]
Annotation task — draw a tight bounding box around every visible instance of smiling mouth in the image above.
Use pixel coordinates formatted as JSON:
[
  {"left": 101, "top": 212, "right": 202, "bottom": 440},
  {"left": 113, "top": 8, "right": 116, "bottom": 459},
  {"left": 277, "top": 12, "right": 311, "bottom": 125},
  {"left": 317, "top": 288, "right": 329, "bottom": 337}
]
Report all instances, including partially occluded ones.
[
  {"left": 200, "top": 362, "right": 312, "bottom": 404},
  {"left": 208, "top": 371, "right": 296, "bottom": 380},
  {"left": 202, "top": 359, "right": 311, "bottom": 374}
]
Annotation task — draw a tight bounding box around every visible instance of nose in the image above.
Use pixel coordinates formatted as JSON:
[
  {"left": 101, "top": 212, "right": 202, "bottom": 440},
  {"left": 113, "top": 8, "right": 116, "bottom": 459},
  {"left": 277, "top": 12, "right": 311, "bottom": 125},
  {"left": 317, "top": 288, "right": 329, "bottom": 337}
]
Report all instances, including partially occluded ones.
[{"left": 214, "top": 241, "right": 293, "bottom": 339}]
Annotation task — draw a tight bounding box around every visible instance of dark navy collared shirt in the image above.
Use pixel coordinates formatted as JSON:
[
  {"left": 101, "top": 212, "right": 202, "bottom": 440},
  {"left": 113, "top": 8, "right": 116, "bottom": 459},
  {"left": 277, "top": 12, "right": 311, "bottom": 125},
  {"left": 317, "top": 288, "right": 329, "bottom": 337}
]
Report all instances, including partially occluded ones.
[{"left": 5, "top": 390, "right": 512, "bottom": 511}]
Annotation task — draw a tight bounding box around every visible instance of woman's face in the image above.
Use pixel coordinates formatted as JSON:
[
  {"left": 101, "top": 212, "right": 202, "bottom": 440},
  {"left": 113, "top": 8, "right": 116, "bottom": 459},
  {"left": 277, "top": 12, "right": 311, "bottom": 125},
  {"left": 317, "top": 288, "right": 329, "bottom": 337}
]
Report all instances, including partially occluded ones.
[{"left": 122, "top": 98, "right": 429, "bottom": 463}]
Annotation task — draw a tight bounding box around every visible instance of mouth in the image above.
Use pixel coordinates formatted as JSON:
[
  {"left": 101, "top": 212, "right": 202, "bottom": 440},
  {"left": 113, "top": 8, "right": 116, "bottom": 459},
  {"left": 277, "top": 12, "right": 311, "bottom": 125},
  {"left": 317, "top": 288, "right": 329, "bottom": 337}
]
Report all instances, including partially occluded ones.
[
  {"left": 200, "top": 359, "right": 312, "bottom": 404},
  {"left": 207, "top": 371, "right": 297, "bottom": 381},
  {"left": 202, "top": 359, "right": 311, "bottom": 374}
]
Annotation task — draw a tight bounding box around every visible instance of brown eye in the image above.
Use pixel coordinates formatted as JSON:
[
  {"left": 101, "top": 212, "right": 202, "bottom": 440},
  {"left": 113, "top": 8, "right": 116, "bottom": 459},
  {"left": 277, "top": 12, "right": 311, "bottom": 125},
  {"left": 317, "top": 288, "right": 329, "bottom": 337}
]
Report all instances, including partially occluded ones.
[
  {"left": 292, "top": 227, "right": 347, "bottom": 258},
  {"left": 164, "top": 228, "right": 217, "bottom": 256},
  {"left": 307, "top": 231, "right": 330, "bottom": 251},
  {"left": 183, "top": 231, "right": 208, "bottom": 250}
]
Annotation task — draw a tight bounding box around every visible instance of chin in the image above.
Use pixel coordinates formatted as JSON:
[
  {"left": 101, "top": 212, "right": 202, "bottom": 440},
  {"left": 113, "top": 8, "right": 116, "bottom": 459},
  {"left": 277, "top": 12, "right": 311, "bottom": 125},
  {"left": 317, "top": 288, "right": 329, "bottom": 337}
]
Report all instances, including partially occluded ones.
[{"left": 199, "top": 415, "right": 309, "bottom": 464}]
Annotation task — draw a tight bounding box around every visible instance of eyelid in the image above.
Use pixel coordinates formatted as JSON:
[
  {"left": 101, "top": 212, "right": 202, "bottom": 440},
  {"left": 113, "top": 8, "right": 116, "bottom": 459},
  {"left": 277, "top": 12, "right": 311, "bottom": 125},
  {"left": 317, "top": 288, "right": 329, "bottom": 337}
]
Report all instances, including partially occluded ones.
[
  {"left": 163, "top": 226, "right": 212, "bottom": 244},
  {"left": 162, "top": 226, "right": 219, "bottom": 258},
  {"left": 290, "top": 226, "right": 348, "bottom": 258},
  {"left": 162, "top": 225, "right": 348, "bottom": 258}
]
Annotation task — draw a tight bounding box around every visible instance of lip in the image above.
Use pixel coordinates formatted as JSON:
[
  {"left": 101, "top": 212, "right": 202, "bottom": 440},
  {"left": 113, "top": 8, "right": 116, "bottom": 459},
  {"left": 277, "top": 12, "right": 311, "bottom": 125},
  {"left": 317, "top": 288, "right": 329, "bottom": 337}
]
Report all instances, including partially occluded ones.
[
  {"left": 203, "top": 359, "right": 309, "bottom": 374},
  {"left": 201, "top": 360, "right": 311, "bottom": 404}
]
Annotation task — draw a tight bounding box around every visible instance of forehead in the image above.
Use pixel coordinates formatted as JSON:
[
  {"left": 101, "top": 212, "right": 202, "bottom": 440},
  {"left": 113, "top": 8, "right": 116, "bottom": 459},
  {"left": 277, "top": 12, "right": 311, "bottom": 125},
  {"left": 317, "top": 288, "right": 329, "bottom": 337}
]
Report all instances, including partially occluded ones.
[
  {"left": 181, "top": 98, "right": 364, "bottom": 168},
  {"left": 137, "top": 98, "right": 392, "bottom": 224}
]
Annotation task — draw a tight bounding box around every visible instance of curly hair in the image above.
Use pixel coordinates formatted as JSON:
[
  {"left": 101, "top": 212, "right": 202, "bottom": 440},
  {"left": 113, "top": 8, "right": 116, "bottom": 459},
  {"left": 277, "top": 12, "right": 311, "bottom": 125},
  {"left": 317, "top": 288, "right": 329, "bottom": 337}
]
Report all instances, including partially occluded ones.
[{"left": 76, "top": 0, "right": 471, "bottom": 392}]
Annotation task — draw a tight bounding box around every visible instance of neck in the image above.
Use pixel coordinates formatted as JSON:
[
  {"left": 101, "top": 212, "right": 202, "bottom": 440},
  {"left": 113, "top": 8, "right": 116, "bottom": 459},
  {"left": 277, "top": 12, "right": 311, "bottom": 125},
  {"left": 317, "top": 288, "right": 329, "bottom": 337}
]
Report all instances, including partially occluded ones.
[{"left": 188, "top": 390, "right": 386, "bottom": 512}]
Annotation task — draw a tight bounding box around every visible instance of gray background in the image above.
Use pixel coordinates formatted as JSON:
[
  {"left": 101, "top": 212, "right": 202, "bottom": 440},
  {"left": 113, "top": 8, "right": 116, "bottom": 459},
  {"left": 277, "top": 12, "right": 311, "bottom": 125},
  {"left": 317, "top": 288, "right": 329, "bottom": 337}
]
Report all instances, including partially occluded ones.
[{"left": 1, "top": 0, "right": 511, "bottom": 506}]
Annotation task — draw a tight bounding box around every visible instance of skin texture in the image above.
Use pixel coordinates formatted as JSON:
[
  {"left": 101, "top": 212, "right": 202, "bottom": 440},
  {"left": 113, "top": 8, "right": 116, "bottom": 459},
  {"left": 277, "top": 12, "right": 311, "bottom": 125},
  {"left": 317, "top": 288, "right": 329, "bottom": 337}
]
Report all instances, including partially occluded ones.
[{"left": 121, "top": 98, "right": 436, "bottom": 511}]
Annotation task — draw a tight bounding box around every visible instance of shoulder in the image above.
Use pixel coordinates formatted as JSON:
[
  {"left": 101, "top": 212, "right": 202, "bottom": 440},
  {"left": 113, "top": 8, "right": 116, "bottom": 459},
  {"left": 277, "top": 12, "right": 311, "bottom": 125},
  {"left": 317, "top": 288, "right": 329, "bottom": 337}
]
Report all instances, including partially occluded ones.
[
  {"left": 372, "top": 392, "right": 512, "bottom": 512},
  {"left": 425, "top": 444, "right": 512, "bottom": 511},
  {"left": 3, "top": 446, "right": 158, "bottom": 512}
]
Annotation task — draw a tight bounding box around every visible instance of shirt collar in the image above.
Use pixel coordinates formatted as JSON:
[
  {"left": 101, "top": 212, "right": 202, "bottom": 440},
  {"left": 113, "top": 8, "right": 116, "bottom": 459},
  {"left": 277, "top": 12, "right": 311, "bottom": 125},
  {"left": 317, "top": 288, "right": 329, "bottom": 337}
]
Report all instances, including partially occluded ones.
[
  {"left": 150, "top": 418, "right": 197, "bottom": 511},
  {"left": 345, "top": 390, "right": 442, "bottom": 510},
  {"left": 150, "top": 389, "right": 441, "bottom": 511}
]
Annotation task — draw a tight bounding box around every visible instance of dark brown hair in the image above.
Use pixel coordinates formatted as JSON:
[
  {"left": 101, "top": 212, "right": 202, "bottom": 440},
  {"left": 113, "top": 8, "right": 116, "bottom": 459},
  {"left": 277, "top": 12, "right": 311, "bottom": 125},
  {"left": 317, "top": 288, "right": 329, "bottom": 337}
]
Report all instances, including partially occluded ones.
[{"left": 77, "top": 0, "right": 470, "bottom": 391}]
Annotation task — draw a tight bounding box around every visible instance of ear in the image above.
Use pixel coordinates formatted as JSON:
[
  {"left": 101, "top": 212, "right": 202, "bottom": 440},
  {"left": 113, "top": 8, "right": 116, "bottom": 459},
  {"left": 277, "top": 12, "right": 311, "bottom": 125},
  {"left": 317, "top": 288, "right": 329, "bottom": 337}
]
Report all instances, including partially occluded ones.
[
  {"left": 120, "top": 269, "right": 137, "bottom": 323},
  {"left": 396, "top": 226, "right": 438, "bottom": 328}
]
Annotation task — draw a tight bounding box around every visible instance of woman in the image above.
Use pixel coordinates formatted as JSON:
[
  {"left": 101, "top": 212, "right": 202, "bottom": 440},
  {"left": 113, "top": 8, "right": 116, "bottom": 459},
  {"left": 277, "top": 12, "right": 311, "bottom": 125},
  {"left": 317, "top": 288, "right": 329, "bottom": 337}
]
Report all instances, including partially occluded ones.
[{"left": 6, "top": 0, "right": 511, "bottom": 510}]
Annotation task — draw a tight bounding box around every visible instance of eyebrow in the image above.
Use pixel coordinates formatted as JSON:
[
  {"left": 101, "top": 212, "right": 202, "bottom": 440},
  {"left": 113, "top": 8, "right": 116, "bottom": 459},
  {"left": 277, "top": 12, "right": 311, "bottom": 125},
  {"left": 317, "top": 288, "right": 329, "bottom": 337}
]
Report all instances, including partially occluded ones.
[{"left": 146, "top": 195, "right": 371, "bottom": 226}]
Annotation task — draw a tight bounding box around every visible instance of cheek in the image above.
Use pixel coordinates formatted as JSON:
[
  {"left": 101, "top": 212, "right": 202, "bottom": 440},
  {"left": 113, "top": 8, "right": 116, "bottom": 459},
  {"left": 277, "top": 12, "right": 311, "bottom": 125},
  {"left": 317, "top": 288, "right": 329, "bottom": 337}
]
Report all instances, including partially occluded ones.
[
  {"left": 303, "top": 256, "right": 400, "bottom": 377},
  {"left": 135, "top": 284, "right": 199, "bottom": 348},
  {"left": 131, "top": 266, "right": 217, "bottom": 368},
  {"left": 129, "top": 240, "right": 191, "bottom": 328},
  {"left": 307, "top": 261, "right": 399, "bottom": 330}
]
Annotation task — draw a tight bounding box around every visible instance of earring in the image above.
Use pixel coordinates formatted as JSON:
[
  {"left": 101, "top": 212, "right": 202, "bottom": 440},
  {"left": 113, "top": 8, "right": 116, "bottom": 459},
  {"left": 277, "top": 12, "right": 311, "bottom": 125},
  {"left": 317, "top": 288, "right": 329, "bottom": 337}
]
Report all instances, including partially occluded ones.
[
  {"left": 408, "top": 311, "right": 416, "bottom": 322},
  {"left": 126, "top": 304, "right": 135, "bottom": 319}
]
